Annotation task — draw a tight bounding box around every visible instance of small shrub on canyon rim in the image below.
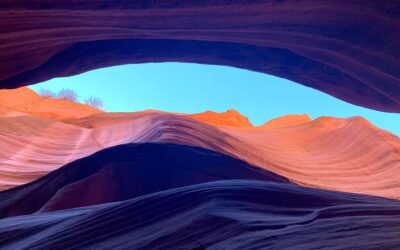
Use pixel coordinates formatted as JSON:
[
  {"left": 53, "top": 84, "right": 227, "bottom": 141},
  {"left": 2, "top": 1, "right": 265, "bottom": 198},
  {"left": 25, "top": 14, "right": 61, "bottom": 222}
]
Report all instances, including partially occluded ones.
[
  {"left": 85, "top": 96, "right": 104, "bottom": 110},
  {"left": 39, "top": 88, "right": 56, "bottom": 98},
  {"left": 38, "top": 88, "right": 104, "bottom": 109},
  {"left": 57, "top": 88, "right": 78, "bottom": 102}
]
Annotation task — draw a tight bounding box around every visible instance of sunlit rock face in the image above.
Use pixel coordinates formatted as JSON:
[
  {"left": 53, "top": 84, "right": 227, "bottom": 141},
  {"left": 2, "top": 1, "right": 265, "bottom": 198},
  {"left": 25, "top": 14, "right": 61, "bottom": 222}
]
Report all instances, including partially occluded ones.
[
  {"left": 0, "top": 87, "right": 102, "bottom": 120},
  {"left": 0, "top": 1, "right": 399, "bottom": 112},
  {"left": 0, "top": 88, "right": 399, "bottom": 200},
  {"left": 187, "top": 109, "right": 253, "bottom": 128}
]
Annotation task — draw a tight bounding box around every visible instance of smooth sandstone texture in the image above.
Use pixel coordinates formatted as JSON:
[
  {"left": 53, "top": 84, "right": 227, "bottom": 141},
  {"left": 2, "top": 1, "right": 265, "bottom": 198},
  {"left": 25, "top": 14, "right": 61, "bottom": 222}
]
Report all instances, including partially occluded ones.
[
  {"left": 0, "top": 88, "right": 399, "bottom": 199},
  {"left": 0, "top": 88, "right": 399, "bottom": 249},
  {"left": 1, "top": 180, "right": 400, "bottom": 249},
  {"left": 0, "top": 1, "right": 399, "bottom": 112},
  {"left": 0, "top": 143, "right": 288, "bottom": 218}
]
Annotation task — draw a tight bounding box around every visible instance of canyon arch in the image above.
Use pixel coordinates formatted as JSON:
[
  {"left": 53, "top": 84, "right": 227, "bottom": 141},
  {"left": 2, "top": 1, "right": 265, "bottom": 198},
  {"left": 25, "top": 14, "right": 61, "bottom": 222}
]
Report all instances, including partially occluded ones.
[{"left": 0, "top": 0, "right": 399, "bottom": 112}]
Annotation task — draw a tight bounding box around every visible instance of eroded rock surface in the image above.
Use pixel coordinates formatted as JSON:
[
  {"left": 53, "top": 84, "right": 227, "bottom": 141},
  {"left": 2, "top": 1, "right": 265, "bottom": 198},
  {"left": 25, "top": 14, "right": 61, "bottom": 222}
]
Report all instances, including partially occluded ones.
[
  {"left": 0, "top": 88, "right": 398, "bottom": 199},
  {"left": 0, "top": 1, "right": 399, "bottom": 111}
]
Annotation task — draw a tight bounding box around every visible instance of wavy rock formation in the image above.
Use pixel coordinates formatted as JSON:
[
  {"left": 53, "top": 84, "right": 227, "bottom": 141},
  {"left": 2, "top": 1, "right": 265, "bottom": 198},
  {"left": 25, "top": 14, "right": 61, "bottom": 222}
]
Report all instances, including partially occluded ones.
[
  {"left": 0, "top": 87, "right": 399, "bottom": 198},
  {"left": 1, "top": 2, "right": 399, "bottom": 247},
  {"left": 0, "top": 1, "right": 399, "bottom": 111},
  {"left": 0, "top": 97, "right": 399, "bottom": 200},
  {"left": 1, "top": 180, "right": 400, "bottom": 249},
  {"left": 220, "top": 115, "right": 400, "bottom": 198},
  {"left": 0, "top": 87, "right": 103, "bottom": 189},
  {"left": 48, "top": 111, "right": 400, "bottom": 199},
  {"left": 0, "top": 143, "right": 288, "bottom": 218}
]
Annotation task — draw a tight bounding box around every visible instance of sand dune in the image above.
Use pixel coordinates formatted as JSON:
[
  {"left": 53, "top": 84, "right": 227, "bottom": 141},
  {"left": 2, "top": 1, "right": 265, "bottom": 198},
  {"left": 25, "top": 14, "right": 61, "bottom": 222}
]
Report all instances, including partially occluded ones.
[{"left": 1, "top": 180, "right": 400, "bottom": 249}]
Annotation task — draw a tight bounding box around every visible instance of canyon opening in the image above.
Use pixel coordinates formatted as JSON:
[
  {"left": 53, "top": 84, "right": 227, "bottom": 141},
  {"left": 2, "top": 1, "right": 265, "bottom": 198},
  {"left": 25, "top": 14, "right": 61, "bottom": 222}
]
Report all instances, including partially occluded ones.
[{"left": 0, "top": 1, "right": 399, "bottom": 249}]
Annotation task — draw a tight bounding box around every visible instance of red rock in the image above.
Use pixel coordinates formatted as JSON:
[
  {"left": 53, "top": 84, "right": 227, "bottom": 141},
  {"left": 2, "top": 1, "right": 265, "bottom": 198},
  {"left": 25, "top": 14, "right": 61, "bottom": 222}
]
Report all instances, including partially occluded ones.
[
  {"left": 0, "top": 87, "right": 102, "bottom": 120},
  {"left": 187, "top": 109, "right": 253, "bottom": 128},
  {"left": 260, "top": 114, "right": 312, "bottom": 129},
  {"left": 0, "top": 88, "right": 398, "bottom": 200}
]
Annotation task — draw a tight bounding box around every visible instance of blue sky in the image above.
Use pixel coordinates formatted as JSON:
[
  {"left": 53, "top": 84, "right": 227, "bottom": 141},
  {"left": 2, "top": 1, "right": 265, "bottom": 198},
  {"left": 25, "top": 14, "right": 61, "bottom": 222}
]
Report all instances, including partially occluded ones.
[{"left": 29, "top": 63, "right": 399, "bottom": 136}]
